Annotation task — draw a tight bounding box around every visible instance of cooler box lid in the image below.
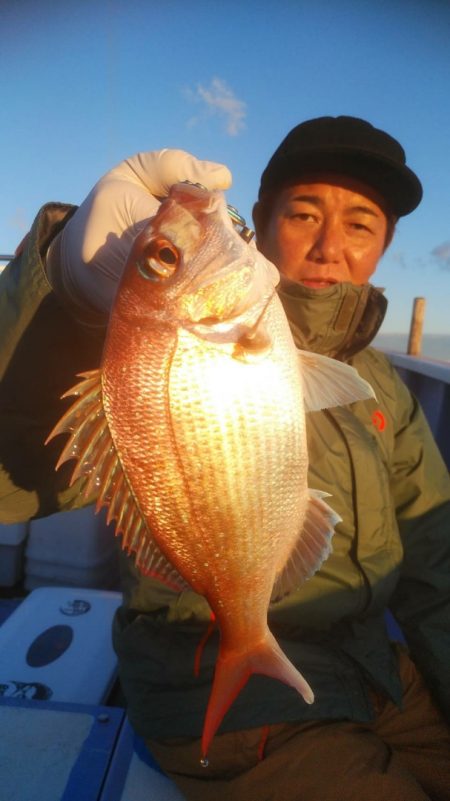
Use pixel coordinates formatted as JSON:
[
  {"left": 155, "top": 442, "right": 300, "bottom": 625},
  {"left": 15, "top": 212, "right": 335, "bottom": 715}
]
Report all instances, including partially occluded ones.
[{"left": 0, "top": 587, "right": 122, "bottom": 705}]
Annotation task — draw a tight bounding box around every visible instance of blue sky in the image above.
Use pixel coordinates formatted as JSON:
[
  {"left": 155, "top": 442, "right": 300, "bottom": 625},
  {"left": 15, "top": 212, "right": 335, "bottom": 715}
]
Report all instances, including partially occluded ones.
[{"left": 1, "top": 0, "right": 450, "bottom": 333}]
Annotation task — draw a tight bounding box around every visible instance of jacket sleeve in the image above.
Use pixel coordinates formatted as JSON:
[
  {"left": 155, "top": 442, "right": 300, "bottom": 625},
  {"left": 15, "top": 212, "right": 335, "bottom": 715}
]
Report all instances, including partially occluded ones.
[
  {"left": 0, "top": 203, "right": 106, "bottom": 523},
  {"left": 388, "top": 365, "right": 450, "bottom": 722}
]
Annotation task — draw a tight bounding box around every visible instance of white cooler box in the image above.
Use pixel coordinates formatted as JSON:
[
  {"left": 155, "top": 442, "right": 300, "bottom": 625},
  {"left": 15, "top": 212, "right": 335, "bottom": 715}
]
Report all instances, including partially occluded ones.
[
  {"left": 0, "top": 698, "right": 123, "bottom": 801},
  {"left": 25, "top": 506, "right": 120, "bottom": 591},
  {"left": 0, "top": 523, "right": 29, "bottom": 587},
  {"left": 0, "top": 587, "right": 122, "bottom": 705},
  {"left": 101, "top": 718, "right": 187, "bottom": 801}
]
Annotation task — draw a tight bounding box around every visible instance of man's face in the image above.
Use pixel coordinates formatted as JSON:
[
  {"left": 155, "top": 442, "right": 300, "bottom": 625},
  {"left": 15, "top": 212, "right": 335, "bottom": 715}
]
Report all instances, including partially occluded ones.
[{"left": 256, "top": 175, "right": 389, "bottom": 287}]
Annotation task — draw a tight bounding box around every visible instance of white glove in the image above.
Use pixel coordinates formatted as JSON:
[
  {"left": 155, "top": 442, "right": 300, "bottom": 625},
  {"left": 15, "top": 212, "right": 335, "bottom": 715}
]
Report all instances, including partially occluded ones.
[{"left": 46, "top": 149, "right": 232, "bottom": 313}]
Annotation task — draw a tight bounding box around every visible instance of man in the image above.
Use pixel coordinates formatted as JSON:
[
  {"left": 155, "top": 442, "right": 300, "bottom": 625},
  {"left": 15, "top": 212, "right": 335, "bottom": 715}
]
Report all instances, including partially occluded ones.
[{"left": 1, "top": 117, "right": 449, "bottom": 800}]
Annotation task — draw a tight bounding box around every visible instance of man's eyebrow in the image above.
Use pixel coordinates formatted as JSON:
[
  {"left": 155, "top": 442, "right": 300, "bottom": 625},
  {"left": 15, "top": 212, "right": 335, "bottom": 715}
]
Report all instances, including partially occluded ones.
[
  {"left": 289, "top": 194, "right": 323, "bottom": 205},
  {"left": 288, "top": 196, "right": 382, "bottom": 217},
  {"left": 346, "top": 205, "right": 381, "bottom": 217}
]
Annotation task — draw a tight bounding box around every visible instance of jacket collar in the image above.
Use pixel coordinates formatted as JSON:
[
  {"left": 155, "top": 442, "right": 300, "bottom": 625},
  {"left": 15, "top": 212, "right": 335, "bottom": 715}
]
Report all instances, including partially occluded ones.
[{"left": 277, "top": 279, "right": 387, "bottom": 360}]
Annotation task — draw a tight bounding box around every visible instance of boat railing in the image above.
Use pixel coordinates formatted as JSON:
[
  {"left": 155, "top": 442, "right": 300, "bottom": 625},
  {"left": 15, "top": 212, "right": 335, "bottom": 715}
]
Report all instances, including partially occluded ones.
[{"left": 382, "top": 350, "right": 450, "bottom": 469}]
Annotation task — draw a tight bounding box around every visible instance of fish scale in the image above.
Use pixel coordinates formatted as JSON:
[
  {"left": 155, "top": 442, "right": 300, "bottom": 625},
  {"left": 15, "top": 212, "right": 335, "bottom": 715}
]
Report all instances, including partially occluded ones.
[{"left": 168, "top": 338, "right": 302, "bottom": 574}]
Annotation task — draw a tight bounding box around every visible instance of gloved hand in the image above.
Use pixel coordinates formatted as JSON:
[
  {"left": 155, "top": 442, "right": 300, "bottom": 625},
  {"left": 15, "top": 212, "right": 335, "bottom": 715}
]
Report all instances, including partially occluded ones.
[{"left": 46, "top": 149, "right": 232, "bottom": 313}]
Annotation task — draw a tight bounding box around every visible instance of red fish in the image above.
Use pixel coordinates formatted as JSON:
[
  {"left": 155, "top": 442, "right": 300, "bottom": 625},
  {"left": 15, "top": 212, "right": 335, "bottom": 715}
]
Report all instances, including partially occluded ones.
[{"left": 48, "top": 183, "right": 374, "bottom": 757}]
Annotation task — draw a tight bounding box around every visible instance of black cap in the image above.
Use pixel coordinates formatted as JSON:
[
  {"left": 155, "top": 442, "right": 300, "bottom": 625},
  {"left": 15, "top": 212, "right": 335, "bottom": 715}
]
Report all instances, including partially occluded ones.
[{"left": 258, "top": 116, "right": 422, "bottom": 217}]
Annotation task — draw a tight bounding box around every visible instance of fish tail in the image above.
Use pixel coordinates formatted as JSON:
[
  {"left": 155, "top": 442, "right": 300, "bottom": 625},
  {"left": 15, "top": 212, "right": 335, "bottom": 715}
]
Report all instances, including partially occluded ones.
[{"left": 201, "top": 630, "right": 313, "bottom": 758}]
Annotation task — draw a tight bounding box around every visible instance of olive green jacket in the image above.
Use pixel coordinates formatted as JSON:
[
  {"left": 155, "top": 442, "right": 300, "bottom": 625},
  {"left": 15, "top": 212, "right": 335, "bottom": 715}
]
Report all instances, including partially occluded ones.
[{"left": 1, "top": 205, "right": 449, "bottom": 739}]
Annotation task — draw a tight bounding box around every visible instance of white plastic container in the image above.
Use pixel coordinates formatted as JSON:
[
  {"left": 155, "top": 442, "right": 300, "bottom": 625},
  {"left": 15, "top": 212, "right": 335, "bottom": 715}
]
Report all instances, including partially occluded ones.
[
  {"left": 25, "top": 506, "right": 120, "bottom": 591},
  {"left": 24, "top": 557, "right": 119, "bottom": 592},
  {"left": 100, "top": 718, "right": 187, "bottom": 801},
  {"left": 0, "top": 701, "right": 123, "bottom": 801},
  {"left": 0, "top": 586, "right": 122, "bottom": 705},
  {"left": 0, "top": 523, "right": 28, "bottom": 586}
]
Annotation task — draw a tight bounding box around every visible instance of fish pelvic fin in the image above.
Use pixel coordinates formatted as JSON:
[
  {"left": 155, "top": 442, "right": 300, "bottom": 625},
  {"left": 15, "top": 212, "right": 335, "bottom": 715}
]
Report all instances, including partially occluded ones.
[
  {"left": 271, "top": 489, "right": 340, "bottom": 602},
  {"left": 46, "top": 369, "right": 189, "bottom": 594},
  {"left": 297, "top": 350, "right": 376, "bottom": 412},
  {"left": 202, "top": 630, "right": 313, "bottom": 759}
]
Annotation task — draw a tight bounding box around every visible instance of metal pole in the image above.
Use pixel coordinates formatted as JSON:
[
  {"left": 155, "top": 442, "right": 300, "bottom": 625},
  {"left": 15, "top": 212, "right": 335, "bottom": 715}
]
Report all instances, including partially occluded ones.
[{"left": 407, "top": 297, "right": 426, "bottom": 356}]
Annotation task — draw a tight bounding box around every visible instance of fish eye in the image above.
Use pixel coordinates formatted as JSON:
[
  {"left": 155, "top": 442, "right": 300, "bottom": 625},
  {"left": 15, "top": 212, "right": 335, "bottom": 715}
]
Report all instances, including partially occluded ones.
[
  {"left": 158, "top": 246, "right": 177, "bottom": 265},
  {"left": 137, "top": 237, "right": 180, "bottom": 282}
]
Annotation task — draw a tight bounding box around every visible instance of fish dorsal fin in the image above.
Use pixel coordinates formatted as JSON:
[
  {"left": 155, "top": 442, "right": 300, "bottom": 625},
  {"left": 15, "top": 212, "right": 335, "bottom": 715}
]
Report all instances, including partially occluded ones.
[
  {"left": 298, "top": 350, "right": 376, "bottom": 412},
  {"left": 46, "top": 369, "right": 189, "bottom": 593},
  {"left": 271, "top": 489, "right": 340, "bottom": 602}
]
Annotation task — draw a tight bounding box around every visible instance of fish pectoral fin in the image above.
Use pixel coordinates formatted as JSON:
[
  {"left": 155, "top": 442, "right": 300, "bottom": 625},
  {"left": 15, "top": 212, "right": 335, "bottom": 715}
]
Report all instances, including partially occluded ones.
[
  {"left": 46, "top": 369, "right": 189, "bottom": 594},
  {"left": 297, "top": 350, "right": 376, "bottom": 412},
  {"left": 271, "top": 490, "right": 340, "bottom": 602}
]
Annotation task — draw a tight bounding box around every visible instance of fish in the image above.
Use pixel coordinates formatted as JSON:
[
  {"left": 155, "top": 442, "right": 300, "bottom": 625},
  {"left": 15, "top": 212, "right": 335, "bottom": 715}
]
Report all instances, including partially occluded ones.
[{"left": 47, "top": 182, "right": 375, "bottom": 759}]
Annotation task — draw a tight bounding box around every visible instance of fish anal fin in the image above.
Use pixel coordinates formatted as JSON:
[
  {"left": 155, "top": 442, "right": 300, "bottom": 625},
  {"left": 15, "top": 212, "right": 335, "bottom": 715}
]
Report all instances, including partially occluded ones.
[
  {"left": 271, "top": 489, "right": 340, "bottom": 603},
  {"left": 298, "top": 349, "right": 376, "bottom": 412},
  {"left": 201, "top": 630, "right": 313, "bottom": 758},
  {"left": 47, "top": 369, "right": 189, "bottom": 594},
  {"left": 136, "top": 544, "right": 190, "bottom": 594}
]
